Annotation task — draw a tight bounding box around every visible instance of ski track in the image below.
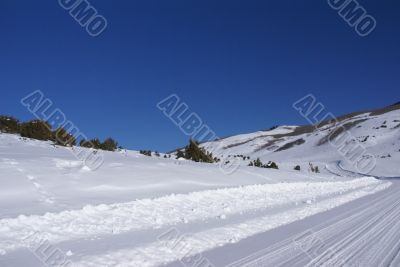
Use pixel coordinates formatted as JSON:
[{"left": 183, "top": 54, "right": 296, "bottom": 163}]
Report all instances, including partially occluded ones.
[
  {"left": 0, "top": 178, "right": 384, "bottom": 253},
  {"left": 223, "top": 180, "right": 400, "bottom": 267},
  {"left": 71, "top": 181, "right": 389, "bottom": 267},
  {"left": 0, "top": 154, "right": 396, "bottom": 266},
  {"left": 1, "top": 158, "right": 55, "bottom": 205}
]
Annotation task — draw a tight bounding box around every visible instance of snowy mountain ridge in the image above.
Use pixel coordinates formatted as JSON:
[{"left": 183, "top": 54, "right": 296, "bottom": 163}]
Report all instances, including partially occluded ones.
[{"left": 200, "top": 103, "right": 400, "bottom": 177}]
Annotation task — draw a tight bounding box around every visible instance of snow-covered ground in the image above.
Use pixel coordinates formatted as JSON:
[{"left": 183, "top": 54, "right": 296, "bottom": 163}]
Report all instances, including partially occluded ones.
[
  {"left": 0, "top": 130, "right": 395, "bottom": 266},
  {"left": 201, "top": 108, "right": 400, "bottom": 177}
]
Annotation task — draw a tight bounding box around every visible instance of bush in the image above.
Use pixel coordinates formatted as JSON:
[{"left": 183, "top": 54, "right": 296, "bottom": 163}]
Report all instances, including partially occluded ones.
[
  {"left": 80, "top": 138, "right": 101, "bottom": 149},
  {"left": 253, "top": 158, "right": 263, "bottom": 167},
  {"left": 315, "top": 166, "right": 320, "bottom": 173},
  {"left": 176, "top": 150, "right": 184, "bottom": 158},
  {"left": 183, "top": 140, "right": 214, "bottom": 163},
  {"left": 0, "top": 114, "right": 122, "bottom": 151},
  {"left": 20, "top": 120, "right": 52, "bottom": 141},
  {"left": 309, "top": 163, "right": 320, "bottom": 173},
  {"left": 101, "top": 137, "right": 118, "bottom": 151},
  {"left": 265, "top": 161, "right": 279, "bottom": 169},
  {"left": 0, "top": 116, "right": 20, "bottom": 133},
  {"left": 140, "top": 150, "right": 152, "bottom": 156},
  {"left": 53, "top": 128, "right": 76, "bottom": 146},
  {"left": 80, "top": 138, "right": 118, "bottom": 151},
  {"left": 294, "top": 165, "right": 301, "bottom": 171},
  {"left": 248, "top": 158, "right": 279, "bottom": 169}
]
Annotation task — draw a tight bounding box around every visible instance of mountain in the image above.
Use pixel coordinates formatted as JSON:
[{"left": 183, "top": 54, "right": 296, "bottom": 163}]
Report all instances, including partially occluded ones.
[
  {"left": 0, "top": 103, "right": 398, "bottom": 266},
  {"left": 200, "top": 103, "right": 400, "bottom": 177},
  {"left": 391, "top": 101, "right": 400, "bottom": 106}
]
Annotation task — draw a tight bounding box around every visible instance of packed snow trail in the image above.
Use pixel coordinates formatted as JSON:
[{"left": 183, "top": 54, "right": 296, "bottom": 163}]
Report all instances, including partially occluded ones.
[
  {"left": 73, "top": 181, "right": 388, "bottom": 267},
  {"left": 0, "top": 177, "right": 389, "bottom": 267},
  {"left": 0, "top": 178, "right": 384, "bottom": 254},
  {"left": 175, "top": 178, "right": 400, "bottom": 267}
]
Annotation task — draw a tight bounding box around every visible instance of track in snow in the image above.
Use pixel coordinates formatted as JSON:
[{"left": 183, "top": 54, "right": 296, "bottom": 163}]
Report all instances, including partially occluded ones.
[
  {"left": 180, "top": 178, "right": 400, "bottom": 267},
  {"left": 0, "top": 177, "right": 388, "bottom": 267}
]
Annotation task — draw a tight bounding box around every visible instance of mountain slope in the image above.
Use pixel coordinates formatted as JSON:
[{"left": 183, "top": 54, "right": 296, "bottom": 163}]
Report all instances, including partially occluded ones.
[{"left": 200, "top": 103, "right": 400, "bottom": 177}]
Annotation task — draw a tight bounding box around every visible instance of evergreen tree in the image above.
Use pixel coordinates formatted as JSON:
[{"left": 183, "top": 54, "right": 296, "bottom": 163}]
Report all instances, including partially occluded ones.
[
  {"left": 53, "top": 128, "right": 76, "bottom": 146},
  {"left": 140, "top": 150, "right": 152, "bottom": 156},
  {"left": 0, "top": 116, "right": 20, "bottom": 133},
  {"left": 266, "top": 161, "right": 279, "bottom": 169},
  {"left": 80, "top": 138, "right": 102, "bottom": 149},
  {"left": 20, "top": 120, "right": 52, "bottom": 141},
  {"left": 183, "top": 140, "right": 214, "bottom": 163},
  {"left": 101, "top": 137, "right": 118, "bottom": 151},
  {"left": 253, "top": 158, "right": 262, "bottom": 167},
  {"left": 176, "top": 150, "right": 185, "bottom": 159}
]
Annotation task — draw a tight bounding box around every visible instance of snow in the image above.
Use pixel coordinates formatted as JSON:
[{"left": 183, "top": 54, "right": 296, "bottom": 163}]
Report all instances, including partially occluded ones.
[
  {"left": 74, "top": 180, "right": 389, "bottom": 267},
  {"left": 201, "top": 109, "right": 400, "bottom": 177},
  {"left": 0, "top": 106, "right": 398, "bottom": 267},
  {"left": 0, "top": 176, "right": 387, "bottom": 255}
]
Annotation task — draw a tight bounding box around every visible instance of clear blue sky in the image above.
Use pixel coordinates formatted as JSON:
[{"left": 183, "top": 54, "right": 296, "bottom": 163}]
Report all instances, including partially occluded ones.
[{"left": 0, "top": 0, "right": 398, "bottom": 152}]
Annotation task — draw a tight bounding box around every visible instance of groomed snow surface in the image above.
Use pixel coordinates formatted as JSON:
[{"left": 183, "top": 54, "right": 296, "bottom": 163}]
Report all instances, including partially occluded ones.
[{"left": 0, "top": 133, "right": 394, "bottom": 266}]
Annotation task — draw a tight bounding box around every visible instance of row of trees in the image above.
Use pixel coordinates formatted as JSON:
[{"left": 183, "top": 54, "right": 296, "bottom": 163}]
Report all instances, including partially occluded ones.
[
  {"left": 80, "top": 138, "right": 119, "bottom": 151},
  {"left": 139, "top": 150, "right": 163, "bottom": 157},
  {"left": 0, "top": 115, "right": 119, "bottom": 151},
  {"left": 248, "top": 158, "right": 279, "bottom": 169}
]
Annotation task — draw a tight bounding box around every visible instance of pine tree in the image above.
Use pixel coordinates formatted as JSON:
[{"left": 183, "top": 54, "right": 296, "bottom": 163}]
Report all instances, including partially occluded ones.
[
  {"left": 0, "top": 116, "right": 20, "bottom": 133},
  {"left": 183, "top": 140, "right": 214, "bottom": 163},
  {"left": 101, "top": 137, "right": 118, "bottom": 151},
  {"left": 176, "top": 150, "right": 185, "bottom": 159},
  {"left": 267, "top": 161, "right": 279, "bottom": 169},
  {"left": 253, "top": 158, "right": 262, "bottom": 167},
  {"left": 53, "top": 128, "right": 76, "bottom": 146},
  {"left": 80, "top": 138, "right": 102, "bottom": 149},
  {"left": 20, "top": 120, "right": 52, "bottom": 141}
]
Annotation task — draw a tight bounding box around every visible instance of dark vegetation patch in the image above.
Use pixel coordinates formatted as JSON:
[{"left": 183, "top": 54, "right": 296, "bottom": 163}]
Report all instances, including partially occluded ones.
[
  {"left": 1, "top": 115, "right": 119, "bottom": 151},
  {"left": 275, "top": 138, "right": 305, "bottom": 152},
  {"left": 317, "top": 119, "right": 368, "bottom": 146},
  {"left": 176, "top": 140, "right": 218, "bottom": 163},
  {"left": 370, "top": 103, "right": 400, "bottom": 116},
  {"left": 253, "top": 138, "right": 283, "bottom": 152}
]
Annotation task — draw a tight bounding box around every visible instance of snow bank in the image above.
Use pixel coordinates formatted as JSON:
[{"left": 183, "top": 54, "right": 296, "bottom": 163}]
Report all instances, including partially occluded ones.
[{"left": 0, "top": 177, "right": 388, "bottom": 255}]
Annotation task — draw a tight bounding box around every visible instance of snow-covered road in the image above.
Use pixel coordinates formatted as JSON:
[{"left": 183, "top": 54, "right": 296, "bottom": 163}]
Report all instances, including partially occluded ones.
[
  {"left": 175, "top": 178, "right": 400, "bottom": 267},
  {"left": 0, "top": 177, "right": 390, "bottom": 267}
]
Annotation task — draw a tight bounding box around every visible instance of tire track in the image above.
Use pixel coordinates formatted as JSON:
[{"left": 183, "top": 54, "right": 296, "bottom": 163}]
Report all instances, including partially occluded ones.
[
  {"left": 225, "top": 184, "right": 396, "bottom": 267},
  {"left": 311, "top": 193, "right": 400, "bottom": 266},
  {"left": 1, "top": 158, "right": 55, "bottom": 204},
  {"left": 280, "top": 189, "right": 399, "bottom": 267}
]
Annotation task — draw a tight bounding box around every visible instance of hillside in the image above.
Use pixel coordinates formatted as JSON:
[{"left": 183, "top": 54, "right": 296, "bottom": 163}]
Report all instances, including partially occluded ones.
[
  {"left": 200, "top": 103, "right": 400, "bottom": 177},
  {"left": 0, "top": 103, "right": 398, "bottom": 266},
  {"left": 0, "top": 130, "right": 391, "bottom": 266}
]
